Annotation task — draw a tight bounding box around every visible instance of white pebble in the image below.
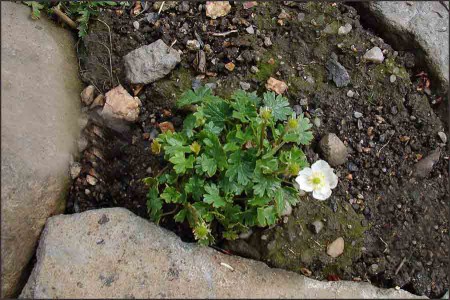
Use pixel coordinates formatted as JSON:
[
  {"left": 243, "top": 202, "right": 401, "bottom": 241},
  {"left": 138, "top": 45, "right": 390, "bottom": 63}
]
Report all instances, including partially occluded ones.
[
  {"left": 133, "top": 21, "right": 140, "bottom": 30},
  {"left": 354, "top": 111, "right": 363, "bottom": 118},
  {"left": 246, "top": 25, "right": 255, "bottom": 34},
  {"left": 438, "top": 132, "right": 447, "bottom": 143},
  {"left": 347, "top": 90, "right": 355, "bottom": 98},
  {"left": 390, "top": 74, "right": 397, "bottom": 83}
]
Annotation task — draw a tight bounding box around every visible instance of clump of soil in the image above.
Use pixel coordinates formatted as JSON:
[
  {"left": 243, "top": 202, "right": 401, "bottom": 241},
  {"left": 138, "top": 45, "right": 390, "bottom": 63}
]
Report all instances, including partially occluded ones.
[{"left": 67, "top": 2, "right": 448, "bottom": 298}]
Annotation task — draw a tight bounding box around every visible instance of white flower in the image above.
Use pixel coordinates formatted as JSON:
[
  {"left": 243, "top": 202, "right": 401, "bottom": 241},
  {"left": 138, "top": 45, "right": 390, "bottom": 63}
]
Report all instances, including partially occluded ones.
[{"left": 295, "top": 160, "right": 338, "bottom": 200}]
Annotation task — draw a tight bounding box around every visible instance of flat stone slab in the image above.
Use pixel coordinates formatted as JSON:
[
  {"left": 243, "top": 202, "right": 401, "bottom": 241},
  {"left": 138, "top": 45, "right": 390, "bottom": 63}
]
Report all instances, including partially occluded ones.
[
  {"left": 1, "top": 2, "right": 82, "bottom": 297},
  {"left": 357, "top": 1, "right": 449, "bottom": 93},
  {"left": 21, "top": 208, "right": 425, "bottom": 299}
]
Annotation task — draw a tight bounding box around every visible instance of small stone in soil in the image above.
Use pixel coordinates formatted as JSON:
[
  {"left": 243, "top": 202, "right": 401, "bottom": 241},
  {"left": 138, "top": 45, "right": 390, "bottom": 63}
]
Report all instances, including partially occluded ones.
[
  {"left": 90, "top": 94, "right": 105, "bottom": 109},
  {"left": 80, "top": 85, "right": 95, "bottom": 106},
  {"left": 78, "top": 135, "right": 88, "bottom": 152},
  {"left": 414, "top": 148, "right": 440, "bottom": 178},
  {"left": 300, "top": 98, "right": 308, "bottom": 106},
  {"left": 327, "top": 237, "right": 344, "bottom": 258},
  {"left": 86, "top": 175, "right": 98, "bottom": 186},
  {"left": 250, "top": 66, "right": 259, "bottom": 73},
  {"left": 205, "top": 1, "right": 231, "bottom": 19},
  {"left": 390, "top": 74, "right": 397, "bottom": 83},
  {"left": 146, "top": 167, "right": 152, "bottom": 174},
  {"left": 102, "top": 85, "right": 141, "bottom": 122},
  {"left": 438, "top": 132, "right": 447, "bottom": 144},
  {"left": 192, "top": 78, "right": 202, "bottom": 90},
  {"left": 354, "top": 111, "right": 363, "bottom": 118},
  {"left": 239, "top": 81, "right": 251, "bottom": 91},
  {"left": 293, "top": 105, "right": 302, "bottom": 116},
  {"left": 363, "top": 46, "right": 384, "bottom": 64},
  {"left": 225, "top": 62, "right": 235, "bottom": 71},
  {"left": 338, "top": 23, "right": 352, "bottom": 35},
  {"left": 186, "top": 39, "right": 201, "bottom": 51},
  {"left": 205, "top": 82, "right": 217, "bottom": 90},
  {"left": 266, "top": 77, "right": 287, "bottom": 94},
  {"left": 69, "top": 162, "right": 82, "bottom": 179},
  {"left": 326, "top": 54, "right": 351, "bottom": 87},
  {"left": 319, "top": 133, "right": 348, "bottom": 166},
  {"left": 246, "top": 25, "right": 254, "bottom": 34},
  {"left": 310, "top": 220, "right": 324, "bottom": 234},
  {"left": 132, "top": 21, "right": 139, "bottom": 30},
  {"left": 347, "top": 90, "right": 355, "bottom": 98},
  {"left": 348, "top": 162, "right": 359, "bottom": 172},
  {"left": 390, "top": 106, "right": 398, "bottom": 115},
  {"left": 243, "top": 1, "right": 257, "bottom": 9},
  {"left": 264, "top": 37, "right": 272, "bottom": 47}
]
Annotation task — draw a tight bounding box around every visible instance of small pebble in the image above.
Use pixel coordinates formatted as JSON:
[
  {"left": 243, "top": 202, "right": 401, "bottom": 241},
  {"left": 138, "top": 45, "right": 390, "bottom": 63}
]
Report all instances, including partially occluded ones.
[
  {"left": 390, "top": 74, "right": 397, "bottom": 83},
  {"left": 261, "top": 234, "right": 268, "bottom": 241},
  {"left": 391, "top": 106, "right": 398, "bottom": 115},
  {"left": 438, "top": 132, "right": 447, "bottom": 143},
  {"left": 264, "top": 37, "right": 272, "bottom": 47},
  {"left": 86, "top": 175, "right": 98, "bottom": 186},
  {"left": 250, "top": 66, "right": 259, "bottom": 73},
  {"left": 293, "top": 105, "right": 303, "bottom": 116},
  {"left": 239, "top": 81, "right": 251, "bottom": 91},
  {"left": 310, "top": 220, "right": 324, "bottom": 234},
  {"left": 347, "top": 90, "right": 355, "bottom": 98},
  {"left": 133, "top": 21, "right": 140, "bottom": 30},
  {"left": 348, "top": 162, "right": 359, "bottom": 172},
  {"left": 300, "top": 98, "right": 308, "bottom": 106},
  {"left": 246, "top": 25, "right": 255, "bottom": 34},
  {"left": 85, "top": 189, "right": 91, "bottom": 195},
  {"left": 354, "top": 111, "right": 363, "bottom": 118},
  {"left": 338, "top": 23, "right": 352, "bottom": 35}
]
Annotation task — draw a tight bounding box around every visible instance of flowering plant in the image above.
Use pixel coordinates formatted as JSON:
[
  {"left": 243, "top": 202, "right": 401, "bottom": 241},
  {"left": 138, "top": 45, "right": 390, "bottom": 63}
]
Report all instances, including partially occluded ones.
[
  {"left": 145, "top": 87, "right": 316, "bottom": 245},
  {"left": 295, "top": 160, "right": 338, "bottom": 200}
]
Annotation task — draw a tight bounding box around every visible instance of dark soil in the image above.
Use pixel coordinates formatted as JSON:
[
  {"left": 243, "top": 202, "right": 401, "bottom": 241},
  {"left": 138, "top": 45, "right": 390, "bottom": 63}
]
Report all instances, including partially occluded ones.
[{"left": 67, "top": 2, "right": 449, "bottom": 298}]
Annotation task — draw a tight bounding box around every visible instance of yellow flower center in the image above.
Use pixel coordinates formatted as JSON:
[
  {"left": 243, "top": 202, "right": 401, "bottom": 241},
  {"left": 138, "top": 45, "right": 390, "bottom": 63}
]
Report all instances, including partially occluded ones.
[{"left": 309, "top": 172, "right": 325, "bottom": 188}]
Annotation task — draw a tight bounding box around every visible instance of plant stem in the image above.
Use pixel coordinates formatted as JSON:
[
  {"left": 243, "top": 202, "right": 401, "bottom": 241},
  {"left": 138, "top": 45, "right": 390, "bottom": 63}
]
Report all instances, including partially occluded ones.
[
  {"left": 160, "top": 206, "right": 179, "bottom": 218},
  {"left": 258, "top": 120, "right": 267, "bottom": 154}
]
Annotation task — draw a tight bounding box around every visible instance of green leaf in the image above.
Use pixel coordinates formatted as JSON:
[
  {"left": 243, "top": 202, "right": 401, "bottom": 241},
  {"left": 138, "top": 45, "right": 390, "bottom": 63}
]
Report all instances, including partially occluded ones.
[
  {"left": 160, "top": 132, "right": 192, "bottom": 156},
  {"left": 283, "top": 113, "right": 313, "bottom": 145},
  {"left": 262, "top": 92, "right": 292, "bottom": 121},
  {"left": 25, "top": 1, "right": 44, "bottom": 19},
  {"left": 204, "top": 121, "right": 222, "bottom": 135},
  {"left": 219, "top": 175, "right": 246, "bottom": 195},
  {"left": 161, "top": 186, "right": 181, "bottom": 203},
  {"left": 203, "top": 99, "right": 232, "bottom": 132},
  {"left": 226, "top": 150, "right": 255, "bottom": 186},
  {"left": 253, "top": 170, "right": 282, "bottom": 197},
  {"left": 184, "top": 176, "right": 205, "bottom": 201},
  {"left": 257, "top": 206, "right": 277, "bottom": 227},
  {"left": 256, "top": 157, "right": 279, "bottom": 175},
  {"left": 279, "top": 146, "right": 309, "bottom": 175},
  {"left": 223, "top": 142, "right": 239, "bottom": 152},
  {"left": 182, "top": 114, "right": 197, "bottom": 138},
  {"left": 174, "top": 208, "right": 187, "bottom": 223},
  {"left": 248, "top": 196, "right": 271, "bottom": 207},
  {"left": 147, "top": 187, "right": 162, "bottom": 222},
  {"left": 274, "top": 189, "right": 286, "bottom": 217},
  {"left": 197, "top": 154, "right": 217, "bottom": 177},
  {"left": 177, "top": 86, "right": 220, "bottom": 108},
  {"left": 203, "top": 184, "right": 226, "bottom": 208},
  {"left": 200, "top": 131, "right": 227, "bottom": 170},
  {"left": 230, "top": 91, "right": 258, "bottom": 123},
  {"left": 169, "top": 153, "right": 195, "bottom": 174}
]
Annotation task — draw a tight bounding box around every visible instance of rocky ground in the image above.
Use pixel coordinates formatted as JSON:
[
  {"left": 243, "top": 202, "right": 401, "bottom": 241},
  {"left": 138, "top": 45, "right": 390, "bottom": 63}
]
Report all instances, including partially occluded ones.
[{"left": 66, "top": 2, "right": 448, "bottom": 298}]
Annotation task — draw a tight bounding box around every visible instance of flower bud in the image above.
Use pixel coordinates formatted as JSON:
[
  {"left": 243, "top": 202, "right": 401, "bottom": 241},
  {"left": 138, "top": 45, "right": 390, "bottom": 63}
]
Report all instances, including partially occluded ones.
[{"left": 260, "top": 107, "right": 272, "bottom": 121}]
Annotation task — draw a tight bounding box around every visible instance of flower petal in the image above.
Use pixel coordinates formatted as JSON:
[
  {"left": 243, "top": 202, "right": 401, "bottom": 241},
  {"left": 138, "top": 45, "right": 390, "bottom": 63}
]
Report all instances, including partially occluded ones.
[
  {"left": 323, "top": 168, "right": 338, "bottom": 189},
  {"left": 312, "top": 185, "right": 332, "bottom": 200},
  {"left": 295, "top": 168, "right": 313, "bottom": 192},
  {"left": 311, "top": 160, "right": 332, "bottom": 172}
]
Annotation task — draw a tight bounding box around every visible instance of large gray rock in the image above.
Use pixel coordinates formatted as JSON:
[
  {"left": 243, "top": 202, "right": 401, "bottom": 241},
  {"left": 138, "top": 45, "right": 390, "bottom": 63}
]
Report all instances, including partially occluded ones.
[
  {"left": 21, "top": 208, "right": 424, "bottom": 299},
  {"left": 355, "top": 2, "right": 449, "bottom": 93},
  {"left": 123, "top": 39, "right": 181, "bottom": 84},
  {"left": 1, "top": 2, "right": 82, "bottom": 297}
]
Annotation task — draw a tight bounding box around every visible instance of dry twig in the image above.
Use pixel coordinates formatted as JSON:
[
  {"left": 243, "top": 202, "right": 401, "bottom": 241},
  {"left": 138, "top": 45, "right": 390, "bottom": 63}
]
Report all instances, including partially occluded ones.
[{"left": 52, "top": 7, "right": 77, "bottom": 29}]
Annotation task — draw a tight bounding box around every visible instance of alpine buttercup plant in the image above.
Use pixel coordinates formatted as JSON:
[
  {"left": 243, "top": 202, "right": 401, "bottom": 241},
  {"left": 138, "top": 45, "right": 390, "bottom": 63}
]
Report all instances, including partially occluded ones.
[{"left": 145, "top": 87, "right": 316, "bottom": 245}]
